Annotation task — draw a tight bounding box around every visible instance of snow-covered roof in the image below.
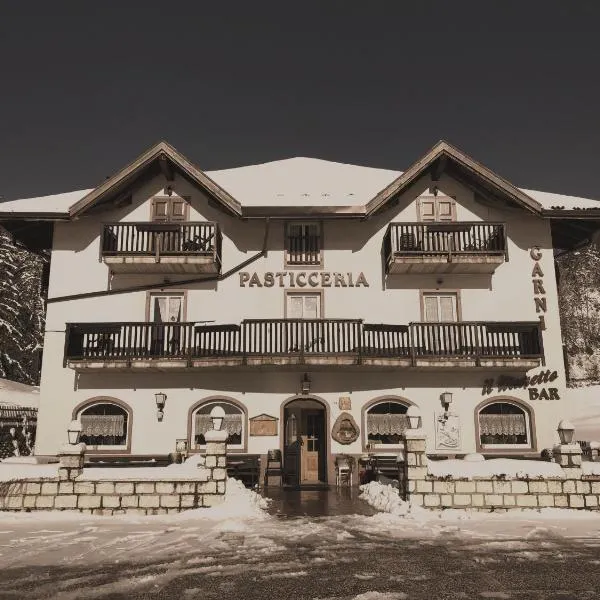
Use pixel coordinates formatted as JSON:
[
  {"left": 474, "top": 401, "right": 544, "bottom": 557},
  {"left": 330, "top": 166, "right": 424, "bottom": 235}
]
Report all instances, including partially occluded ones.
[
  {"left": 0, "top": 378, "right": 39, "bottom": 408},
  {"left": 1, "top": 156, "right": 599, "bottom": 215},
  {"left": 0, "top": 189, "right": 92, "bottom": 215}
]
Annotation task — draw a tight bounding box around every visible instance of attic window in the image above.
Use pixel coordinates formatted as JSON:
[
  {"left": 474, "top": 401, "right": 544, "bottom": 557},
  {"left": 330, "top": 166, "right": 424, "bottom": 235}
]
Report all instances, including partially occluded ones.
[{"left": 285, "top": 222, "right": 321, "bottom": 266}]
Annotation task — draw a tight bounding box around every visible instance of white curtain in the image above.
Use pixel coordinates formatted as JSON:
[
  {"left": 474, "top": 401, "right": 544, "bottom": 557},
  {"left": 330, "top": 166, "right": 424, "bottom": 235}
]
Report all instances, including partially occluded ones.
[
  {"left": 81, "top": 414, "right": 125, "bottom": 437},
  {"left": 195, "top": 413, "right": 243, "bottom": 436},
  {"left": 367, "top": 413, "right": 409, "bottom": 435},
  {"left": 168, "top": 297, "right": 182, "bottom": 323},
  {"left": 156, "top": 297, "right": 168, "bottom": 322},
  {"left": 479, "top": 413, "right": 526, "bottom": 436}
]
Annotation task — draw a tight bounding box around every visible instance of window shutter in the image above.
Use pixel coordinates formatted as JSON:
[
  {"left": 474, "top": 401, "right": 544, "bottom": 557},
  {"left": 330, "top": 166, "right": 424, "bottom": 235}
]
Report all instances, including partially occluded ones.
[
  {"left": 419, "top": 199, "right": 436, "bottom": 221},
  {"left": 436, "top": 199, "right": 455, "bottom": 221},
  {"left": 152, "top": 199, "right": 169, "bottom": 221},
  {"left": 169, "top": 199, "right": 186, "bottom": 221}
]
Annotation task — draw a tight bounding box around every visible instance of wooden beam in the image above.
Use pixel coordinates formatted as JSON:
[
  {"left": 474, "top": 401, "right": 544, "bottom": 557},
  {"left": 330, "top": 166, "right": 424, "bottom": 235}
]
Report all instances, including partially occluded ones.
[
  {"left": 159, "top": 153, "right": 175, "bottom": 181},
  {"left": 430, "top": 156, "right": 447, "bottom": 182}
]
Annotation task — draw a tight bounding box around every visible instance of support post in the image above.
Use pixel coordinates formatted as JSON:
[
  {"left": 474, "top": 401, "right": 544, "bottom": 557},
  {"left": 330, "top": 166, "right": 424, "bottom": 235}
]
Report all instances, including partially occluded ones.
[{"left": 57, "top": 443, "right": 86, "bottom": 481}]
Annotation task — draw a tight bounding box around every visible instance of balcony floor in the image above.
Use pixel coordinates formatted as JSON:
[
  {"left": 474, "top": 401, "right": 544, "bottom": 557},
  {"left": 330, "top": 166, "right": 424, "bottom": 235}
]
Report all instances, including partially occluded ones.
[
  {"left": 103, "top": 255, "right": 219, "bottom": 274},
  {"left": 387, "top": 254, "right": 505, "bottom": 274}
]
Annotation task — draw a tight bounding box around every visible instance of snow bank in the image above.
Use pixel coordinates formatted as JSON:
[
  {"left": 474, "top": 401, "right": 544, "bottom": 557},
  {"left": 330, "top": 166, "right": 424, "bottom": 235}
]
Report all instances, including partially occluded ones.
[
  {"left": 359, "top": 481, "right": 428, "bottom": 519},
  {"left": 582, "top": 462, "right": 600, "bottom": 476},
  {"left": 428, "top": 458, "right": 565, "bottom": 479}
]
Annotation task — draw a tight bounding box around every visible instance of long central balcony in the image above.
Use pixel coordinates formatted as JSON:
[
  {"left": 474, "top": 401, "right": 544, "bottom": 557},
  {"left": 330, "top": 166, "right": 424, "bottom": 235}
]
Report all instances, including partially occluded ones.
[{"left": 64, "top": 319, "right": 544, "bottom": 371}]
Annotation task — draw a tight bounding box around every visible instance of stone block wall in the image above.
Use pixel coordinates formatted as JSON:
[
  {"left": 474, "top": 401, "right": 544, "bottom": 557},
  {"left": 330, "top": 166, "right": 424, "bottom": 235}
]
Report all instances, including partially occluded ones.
[
  {"left": 0, "top": 439, "right": 228, "bottom": 515},
  {"left": 404, "top": 432, "right": 600, "bottom": 511}
]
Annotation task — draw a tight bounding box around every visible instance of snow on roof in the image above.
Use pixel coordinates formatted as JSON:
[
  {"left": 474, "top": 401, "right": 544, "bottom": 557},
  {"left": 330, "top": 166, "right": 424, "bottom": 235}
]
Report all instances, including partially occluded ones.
[
  {"left": 0, "top": 189, "right": 93, "bottom": 214},
  {"left": 1, "top": 157, "right": 599, "bottom": 213},
  {"left": 206, "top": 157, "right": 401, "bottom": 207},
  {"left": 0, "top": 378, "right": 39, "bottom": 408}
]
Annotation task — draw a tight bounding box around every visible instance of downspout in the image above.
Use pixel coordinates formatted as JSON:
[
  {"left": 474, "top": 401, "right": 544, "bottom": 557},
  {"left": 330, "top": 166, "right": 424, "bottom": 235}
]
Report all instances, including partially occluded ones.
[{"left": 47, "top": 218, "right": 270, "bottom": 304}]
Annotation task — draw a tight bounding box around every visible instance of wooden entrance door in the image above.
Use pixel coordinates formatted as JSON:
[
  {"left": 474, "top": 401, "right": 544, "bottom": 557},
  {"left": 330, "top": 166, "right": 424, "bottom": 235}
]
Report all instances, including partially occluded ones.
[{"left": 301, "top": 410, "right": 324, "bottom": 482}]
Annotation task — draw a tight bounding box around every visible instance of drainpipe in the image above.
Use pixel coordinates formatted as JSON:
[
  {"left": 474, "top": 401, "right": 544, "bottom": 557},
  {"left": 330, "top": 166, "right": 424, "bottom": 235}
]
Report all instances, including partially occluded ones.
[{"left": 47, "top": 218, "right": 270, "bottom": 304}]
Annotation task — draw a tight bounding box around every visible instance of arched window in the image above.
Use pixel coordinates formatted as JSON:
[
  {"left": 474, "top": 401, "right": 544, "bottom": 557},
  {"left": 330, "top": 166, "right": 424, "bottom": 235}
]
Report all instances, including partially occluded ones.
[
  {"left": 365, "top": 400, "right": 410, "bottom": 448},
  {"left": 191, "top": 400, "right": 244, "bottom": 450},
  {"left": 478, "top": 401, "right": 532, "bottom": 448},
  {"left": 78, "top": 402, "right": 129, "bottom": 449}
]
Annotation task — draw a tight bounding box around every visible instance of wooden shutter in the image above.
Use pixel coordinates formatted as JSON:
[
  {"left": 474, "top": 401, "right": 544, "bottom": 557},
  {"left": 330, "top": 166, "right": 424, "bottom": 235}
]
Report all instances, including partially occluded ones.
[
  {"left": 436, "top": 199, "right": 455, "bottom": 221},
  {"left": 418, "top": 199, "right": 436, "bottom": 221},
  {"left": 169, "top": 199, "right": 186, "bottom": 221},
  {"left": 152, "top": 199, "right": 169, "bottom": 221}
]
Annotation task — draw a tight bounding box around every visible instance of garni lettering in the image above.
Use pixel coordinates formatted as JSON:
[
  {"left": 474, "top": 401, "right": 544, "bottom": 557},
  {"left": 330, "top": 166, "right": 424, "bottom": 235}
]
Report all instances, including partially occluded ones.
[
  {"left": 482, "top": 369, "right": 560, "bottom": 400},
  {"left": 530, "top": 246, "right": 547, "bottom": 328},
  {"left": 239, "top": 271, "right": 369, "bottom": 288}
]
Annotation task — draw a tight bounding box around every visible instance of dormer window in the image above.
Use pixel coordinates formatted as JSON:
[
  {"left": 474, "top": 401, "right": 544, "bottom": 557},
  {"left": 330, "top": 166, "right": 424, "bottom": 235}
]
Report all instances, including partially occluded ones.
[{"left": 285, "top": 222, "right": 322, "bottom": 266}]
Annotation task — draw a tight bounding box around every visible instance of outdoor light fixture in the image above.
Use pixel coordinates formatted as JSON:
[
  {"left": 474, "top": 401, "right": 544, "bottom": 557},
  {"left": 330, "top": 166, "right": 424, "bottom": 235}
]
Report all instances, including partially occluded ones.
[
  {"left": 406, "top": 405, "right": 422, "bottom": 430},
  {"left": 301, "top": 373, "right": 311, "bottom": 395},
  {"left": 210, "top": 405, "right": 226, "bottom": 431},
  {"left": 67, "top": 420, "right": 82, "bottom": 445},
  {"left": 557, "top": 419, "right": 575, "bottom": 444},
  {"left": 440, "top": 391, "right": 453, "bottom": 421},
  {"left": 155, "top": 392, "right": 167, "bottom": 422},
  {"left": 165, "top": 185, "right": 174, "bottom": 197}
]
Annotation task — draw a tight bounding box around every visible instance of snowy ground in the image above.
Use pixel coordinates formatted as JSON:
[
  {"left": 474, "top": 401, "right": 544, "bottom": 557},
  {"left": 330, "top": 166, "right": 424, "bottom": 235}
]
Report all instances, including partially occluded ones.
[{"left": 0, "top": 481, "right": 600, "bottom": 599}]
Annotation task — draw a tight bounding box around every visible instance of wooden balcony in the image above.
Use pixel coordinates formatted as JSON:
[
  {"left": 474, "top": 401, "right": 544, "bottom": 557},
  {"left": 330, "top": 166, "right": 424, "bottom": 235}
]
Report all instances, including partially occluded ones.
[
  {"left": 64, "top": 320, "right": 543, "bottom": 372},
  {"left": 384, "top": 222, "right": 507, "bottom": 274},
  {"left": 101, "top": 222, "right": 222, "bottom": 274}
]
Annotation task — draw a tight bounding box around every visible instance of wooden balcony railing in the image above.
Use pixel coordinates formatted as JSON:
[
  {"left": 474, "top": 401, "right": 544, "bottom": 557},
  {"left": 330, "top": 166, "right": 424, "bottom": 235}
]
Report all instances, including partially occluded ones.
[
  {"left": 101, "top": 222, "right": 221, "bottom": 261},
  {"left": 384, "top": 222, "right": 507, "bottom": 273},
  {"left": 64, "top": 319, "right": 543, "bottom": 366}
]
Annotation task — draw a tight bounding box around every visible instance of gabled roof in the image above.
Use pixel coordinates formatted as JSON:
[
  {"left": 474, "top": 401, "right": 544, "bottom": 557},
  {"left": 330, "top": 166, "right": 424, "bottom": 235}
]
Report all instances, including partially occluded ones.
[
  {"left": 68, "top": 141, "right": 242, "bottom": 218},
  {"left": 365, "top": 140, "right": 543, "bottom": 217}
]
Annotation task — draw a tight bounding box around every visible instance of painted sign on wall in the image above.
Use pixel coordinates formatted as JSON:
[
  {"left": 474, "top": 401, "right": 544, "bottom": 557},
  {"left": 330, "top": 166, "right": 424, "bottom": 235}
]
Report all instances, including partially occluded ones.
[
  {"left": 531, "top": 247, "right": 547, "bottom": 329},
  {"left": 482, "top": 369, "right": 560, "bottom": 400},
  {"left": 239, "top": 271, "right": 369, "bottom": 288}
]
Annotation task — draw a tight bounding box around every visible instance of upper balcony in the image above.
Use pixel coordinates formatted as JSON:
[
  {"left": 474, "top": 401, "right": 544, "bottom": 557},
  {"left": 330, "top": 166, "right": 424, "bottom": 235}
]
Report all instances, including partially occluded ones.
[
  {"left": 64, "top": 319, "right": 543, "bottom": 372},
  {"left": 384, "top": 222, "right": 507, "bottom": 275},
  {"left": 101, "top": 222, "right": 222, "bottom": 274}
]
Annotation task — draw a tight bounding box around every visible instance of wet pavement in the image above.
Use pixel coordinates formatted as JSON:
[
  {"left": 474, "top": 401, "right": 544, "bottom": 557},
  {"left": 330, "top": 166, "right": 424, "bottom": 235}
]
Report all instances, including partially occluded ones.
[{"left": 263, "top": 486, "right": 380, "bottom": 518}]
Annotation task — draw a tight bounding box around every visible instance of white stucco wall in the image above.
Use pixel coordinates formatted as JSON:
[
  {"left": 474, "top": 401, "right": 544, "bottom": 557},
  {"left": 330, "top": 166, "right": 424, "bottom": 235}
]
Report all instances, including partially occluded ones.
[{"left": 35, "top": 170, "right": 570, "bottom": 459}]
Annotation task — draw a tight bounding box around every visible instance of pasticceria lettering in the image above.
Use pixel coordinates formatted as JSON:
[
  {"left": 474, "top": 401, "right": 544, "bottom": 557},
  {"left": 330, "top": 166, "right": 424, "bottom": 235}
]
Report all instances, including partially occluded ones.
[{"left": 239, "top": 271, "right": 369, "bottom": 288}]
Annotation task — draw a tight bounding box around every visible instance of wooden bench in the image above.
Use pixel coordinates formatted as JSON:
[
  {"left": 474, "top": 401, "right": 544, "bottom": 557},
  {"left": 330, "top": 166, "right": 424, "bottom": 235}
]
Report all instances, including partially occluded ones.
[{"left": 227, "top": 454, "right": 261, "bottom": 489}]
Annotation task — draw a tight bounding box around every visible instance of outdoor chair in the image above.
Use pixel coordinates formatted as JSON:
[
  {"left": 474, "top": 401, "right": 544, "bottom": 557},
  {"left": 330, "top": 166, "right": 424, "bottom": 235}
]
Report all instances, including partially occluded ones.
[
  {"left": 335, "top": 456, "right": 353, "bottom": 486},
  {"left": 264, "top": 449, "right": 284, "bottom": 487}
]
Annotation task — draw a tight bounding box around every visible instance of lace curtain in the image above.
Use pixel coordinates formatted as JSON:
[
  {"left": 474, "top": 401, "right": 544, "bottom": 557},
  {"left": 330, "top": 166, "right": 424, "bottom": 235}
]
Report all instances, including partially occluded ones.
[
  {"left": 195, "top": 413, "right": 243, "bottom": 436},
  {"left": 81, "top": 414, "right": 125, "bottom": 437},
  {"left": 479, "top": 413, "right": 526, "bottom": 436},
  {"left": 367, "top": 413, "right": 409, "bottom": 435}
]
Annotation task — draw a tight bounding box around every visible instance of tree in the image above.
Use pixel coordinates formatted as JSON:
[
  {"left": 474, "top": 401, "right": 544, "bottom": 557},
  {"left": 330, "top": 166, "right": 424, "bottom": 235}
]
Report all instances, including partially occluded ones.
[{"left": 0, "top": 226, "right": 47, "bottom": 384}]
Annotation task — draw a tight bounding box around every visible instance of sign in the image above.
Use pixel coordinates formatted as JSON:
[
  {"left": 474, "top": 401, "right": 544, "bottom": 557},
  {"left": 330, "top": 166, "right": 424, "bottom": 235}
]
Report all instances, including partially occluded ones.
[
  {"left": 331, "top": 412, "right": 360, "bottom": 444},
  {"left": 530, "top": 247, "right": 547, "bottom": 328},
  {"left": 338, "top": 396, "right": 352, "bottom": 410},
  {"left": 249, "top": 414, "right": 278, "bottom": 436},
  {"left": 239, "top": 271, "right": 369, "bottom": 288},
  {"left": 482, "top": 369, "right": 560, "bottom": 400}
]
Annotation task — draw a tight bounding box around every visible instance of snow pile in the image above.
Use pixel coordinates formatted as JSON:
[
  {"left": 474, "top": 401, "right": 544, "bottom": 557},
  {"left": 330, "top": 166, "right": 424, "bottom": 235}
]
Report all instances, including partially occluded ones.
[
  {"left": 582, "top": 462, "right": 600, "bottom": 476},
  {"left": 428, "top": 458, "right": 565, "bottom": 480},
  {"left": 359, "top": 481, "right": 427, "bottom": 519}
]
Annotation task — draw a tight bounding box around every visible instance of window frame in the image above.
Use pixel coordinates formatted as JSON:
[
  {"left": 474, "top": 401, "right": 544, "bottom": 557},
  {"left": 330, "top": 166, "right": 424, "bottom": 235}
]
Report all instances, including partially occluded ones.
[
  {"left": 363, "top": 398, "right": 411, "bottom": 452},
  {"left": 284, "top": 221, "right": 323, "bottom": 268},
  {"left": 73, "top": 398, "right": 132, "bottom": 454},
  {"left": 284, "top": 290, "right": 324, "bottom": 319},
  {"left": 419, "top": 290, "right": 462, "bottom": 322},
  {"left": 475, "top": 398, "right": 536, "bottom": 453},
  {"left": 188, "top": 399, "right": 247, "bottom": 453}
]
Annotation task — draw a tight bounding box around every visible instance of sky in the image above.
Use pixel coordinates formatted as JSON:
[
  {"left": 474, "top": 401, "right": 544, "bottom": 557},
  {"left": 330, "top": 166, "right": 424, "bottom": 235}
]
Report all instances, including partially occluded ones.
[{"left": 0, "top": 1, "right": 599, "bottom": 201}]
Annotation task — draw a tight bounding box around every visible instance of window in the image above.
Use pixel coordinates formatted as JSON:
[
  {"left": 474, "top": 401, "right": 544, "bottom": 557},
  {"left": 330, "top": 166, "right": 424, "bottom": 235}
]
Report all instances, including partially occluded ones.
[
  {"left": 365, "top": 400, "right": 410, "bottom": 448},
  {"left": 78, "top": 402, "right": 128, "bottom": 449},
  {"left": 151, "top": 197, "right": 187, "bottom": 222},
  {"left": 192, "top": 401, "right": 244, "bottom": 450},
  {"left": 286, "top": 292, "right": 322, "bottom": 319},
  {"left": 150, "top": 293, "right": 184, "bottom": 323},
  {"left": 478, "top": 401, "right": 532, "bottom": 449},
  {"left": 418, "top": 196, "right": 456, "bottom": 222},
  {"left": 422, "top": 292, "right": 458, "bottom": 322},
  {"left": 286, "top": 222, "right": 321, "bottom": 266}
]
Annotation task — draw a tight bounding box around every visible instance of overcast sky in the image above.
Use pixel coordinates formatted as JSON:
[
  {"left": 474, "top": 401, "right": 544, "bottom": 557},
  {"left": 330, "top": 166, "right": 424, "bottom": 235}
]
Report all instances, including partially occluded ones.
[{"left": 0, "top": 1, "right": 599, "bottom": 200}]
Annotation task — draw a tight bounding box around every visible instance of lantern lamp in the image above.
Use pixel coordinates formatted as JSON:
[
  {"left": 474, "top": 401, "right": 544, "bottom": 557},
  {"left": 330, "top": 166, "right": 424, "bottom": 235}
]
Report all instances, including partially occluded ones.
[
  {"left": 557, "top": 419, "right": 575, "bottom": 445},
  {"left": 406, "top": 405, "right": 422, "bottom": 430},
  {"left": 210, "top": 405, "right": 226, "bottom": 431},
  {"left": 67, "top": 420, "right": 82, "bottom": 445},
  {"left": 301, "top": 373, "right": 311, "bottom": 395}
]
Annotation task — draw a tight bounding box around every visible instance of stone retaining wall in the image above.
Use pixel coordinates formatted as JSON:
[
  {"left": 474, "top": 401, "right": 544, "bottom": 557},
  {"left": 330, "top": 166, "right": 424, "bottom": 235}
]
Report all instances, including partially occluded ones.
[
  {"left": 0, "top": 438, "right": 228, "bottom": 515},
  {"left": 404, "top": 430, "right": 600, "bottom": 511}
]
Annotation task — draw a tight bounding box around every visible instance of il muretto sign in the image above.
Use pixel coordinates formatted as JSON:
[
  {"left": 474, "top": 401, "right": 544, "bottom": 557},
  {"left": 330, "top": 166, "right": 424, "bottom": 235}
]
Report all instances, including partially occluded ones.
[{"left": 239, "top": 271, "right": 369, "bottom": 288}]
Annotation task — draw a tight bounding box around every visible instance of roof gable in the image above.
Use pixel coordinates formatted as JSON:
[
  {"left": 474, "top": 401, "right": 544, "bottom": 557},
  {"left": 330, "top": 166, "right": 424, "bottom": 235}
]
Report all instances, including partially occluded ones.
[
  {"left": 365, "top": 141, "right": 543, "bottom": 217},
  {"left": 68, "top": 141, "right": 242, "bottom": 218}
]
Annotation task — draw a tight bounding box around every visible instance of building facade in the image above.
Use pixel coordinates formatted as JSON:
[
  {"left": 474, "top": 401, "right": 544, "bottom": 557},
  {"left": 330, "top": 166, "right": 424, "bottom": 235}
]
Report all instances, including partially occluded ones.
[{"left": 2, "top": 140, "right": 599, "bottom": 485}]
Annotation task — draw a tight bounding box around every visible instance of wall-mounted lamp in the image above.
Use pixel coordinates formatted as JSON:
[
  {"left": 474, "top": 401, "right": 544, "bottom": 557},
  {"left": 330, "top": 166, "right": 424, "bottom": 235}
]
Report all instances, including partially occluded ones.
[
  {"left": 301, "top": 373, "right": 311, "bottom": 395},
  {"left": 67, "top": 419, "right": 82, "bottom": 445},
  {"left": 440, "top": 391, "right": 453, "bottom": 421},
  {"left": 406, "top": 405, "right": 422, "bottom": 430},
  {"left": 210, "top": 405, "right": 226, "bottom": 431},
  {"left": 431, "top": 185, "right": 439, "bottom": 197},
  {"left": 165, "top": 185, "right": 174, "bottom": 197},
  {"left": 155, "top": 392, "right": 167, "bottom": 421}
]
